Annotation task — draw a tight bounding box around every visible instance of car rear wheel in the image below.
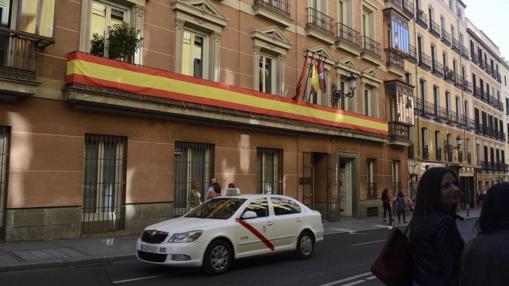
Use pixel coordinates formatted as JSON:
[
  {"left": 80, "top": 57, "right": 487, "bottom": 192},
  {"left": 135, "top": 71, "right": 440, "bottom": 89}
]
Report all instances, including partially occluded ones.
[
  {"left": 203, "top": 239, "right": 232, "bottom": 275},
  {"left": 295, "top": 231, "right": 314, "bottom": 259}
]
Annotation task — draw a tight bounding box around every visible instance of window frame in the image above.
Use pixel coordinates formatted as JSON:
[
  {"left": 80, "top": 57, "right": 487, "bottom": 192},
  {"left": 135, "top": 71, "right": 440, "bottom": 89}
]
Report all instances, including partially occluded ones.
[
  {"left": 270, "top": 197, "right": 301, "bottom": 216},
  {"left": 181, "top": 28, "right": 209, "bottom": 79},
  {"left": 256, "top": 148, "right": 283, "bottom": 195},
  {"left": 16, "top": 0, "right": 56, "bottom": 38}
]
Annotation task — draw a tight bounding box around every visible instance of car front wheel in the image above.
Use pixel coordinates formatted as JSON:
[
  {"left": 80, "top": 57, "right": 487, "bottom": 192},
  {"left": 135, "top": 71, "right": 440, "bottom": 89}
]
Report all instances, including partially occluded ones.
[
  {"left": 295, "top": 231, "right": 314, "bottom": 259},
  {"left": 203, "top": 239, "right": 232, "bottom": 275}
]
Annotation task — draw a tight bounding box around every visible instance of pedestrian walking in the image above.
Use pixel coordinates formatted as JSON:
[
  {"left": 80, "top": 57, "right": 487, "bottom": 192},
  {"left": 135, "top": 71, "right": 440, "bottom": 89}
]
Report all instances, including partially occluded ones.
[
  {"left": 187, "top": 181, "right": 202, "bottom": 208},
  {"left": 394, "top": 191, "right": 407, "bottom": 223},
  {"left": 409, "top": 167, "right": 464, "bottom": 286},
  {"left": 381, "top": 188, "right": 393, "bottom": 225},
  {"left": 460, "top": 182, "right": 509, "bottom": 286}
]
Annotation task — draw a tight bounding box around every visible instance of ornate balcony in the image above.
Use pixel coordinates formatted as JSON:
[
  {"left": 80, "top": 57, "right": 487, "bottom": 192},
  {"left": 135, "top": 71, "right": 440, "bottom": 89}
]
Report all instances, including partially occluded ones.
[
  {"left": 418, "top": 53, "right": 432, "bottom": 71},
  {"left": 432, "top": 60, "right": 444, "bottom": 77},
  {"left": 389, "top": 121, "right": 410, "bottom": 145},
  {"left": 402, "top": 0, "right": 414, "bottom": 18},
  {"left": 0, "top": 28, "right": 41, "bottom": 101},
  {"left": 461, "top": 45, "right": 469, "bottom": 59},
  {"left": 361, "top": 35, "right": 382, "bottom": 65},
  {"left": 253, "top": 0, "right": 292, "bottom": 27},
  {"left": 335, "top": 23, "right": 361, "bottom": 54},
  {"left": 451, "top": 38, "right": 460, "bottom": 53},
  {"left": 386, "top": 49, "right": 405, "bottom": 76},
  {"left": 441, "top": 29, "right": 451, "bottom": 46},
  {"left": 405, "top": 44, "right": 417, "bottom": 63},
  {"left": 463, "top": 80, "right": 472, "bottom": 93},
  {"left": 306, "top": 7, "right": 335, "bottom": 44},
  {"left": 416, "top": 9, "right": 428, "bottom": 29},
  {"left": 429, "top": 19, "right": 441, "bottom": 38}
]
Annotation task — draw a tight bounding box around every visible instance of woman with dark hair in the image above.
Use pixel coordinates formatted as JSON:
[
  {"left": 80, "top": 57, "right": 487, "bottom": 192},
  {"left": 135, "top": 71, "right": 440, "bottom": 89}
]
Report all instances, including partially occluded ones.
[
  {"left": 381, "top": 188, "right": 393, "bottom": 225},
  {"left": 394, "top": 191, "right": 406, "bottom": 224},
  {"left": 460, "top": 182, "right": 509, "bottom": 285},
  {"left": 410, "top": 167, "right": 463, "bottom": 286}
]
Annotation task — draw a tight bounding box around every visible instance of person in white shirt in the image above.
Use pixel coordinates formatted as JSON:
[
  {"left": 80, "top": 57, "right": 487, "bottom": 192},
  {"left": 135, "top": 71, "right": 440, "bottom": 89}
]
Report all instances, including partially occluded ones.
[{"left": 206, "top": 178, "right": 217, "bottom": 199}]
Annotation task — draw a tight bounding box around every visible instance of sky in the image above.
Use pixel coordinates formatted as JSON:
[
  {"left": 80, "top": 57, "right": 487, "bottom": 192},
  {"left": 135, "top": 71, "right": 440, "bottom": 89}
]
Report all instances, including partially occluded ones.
[{"left": 463, "top": 0, "right": 509, "bottom": 60}]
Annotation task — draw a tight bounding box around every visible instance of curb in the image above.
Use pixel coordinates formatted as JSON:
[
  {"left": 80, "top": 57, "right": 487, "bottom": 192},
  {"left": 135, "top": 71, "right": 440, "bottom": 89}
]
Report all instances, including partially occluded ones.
[{"left": 0, "top": 254, "right": 136, "bottom": 273}]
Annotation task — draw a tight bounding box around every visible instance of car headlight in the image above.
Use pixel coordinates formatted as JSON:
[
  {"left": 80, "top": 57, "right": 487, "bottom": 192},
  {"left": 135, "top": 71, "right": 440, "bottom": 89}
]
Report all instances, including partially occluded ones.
[{"left": 167, "top": 230, "right": 203, "bottom": 243}]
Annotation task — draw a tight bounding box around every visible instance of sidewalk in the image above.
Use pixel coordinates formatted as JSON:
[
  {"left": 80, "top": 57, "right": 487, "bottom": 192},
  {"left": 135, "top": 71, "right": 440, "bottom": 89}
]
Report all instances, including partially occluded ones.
[{"left": 0, "top": 208, "right": 481, "bottom": 272}]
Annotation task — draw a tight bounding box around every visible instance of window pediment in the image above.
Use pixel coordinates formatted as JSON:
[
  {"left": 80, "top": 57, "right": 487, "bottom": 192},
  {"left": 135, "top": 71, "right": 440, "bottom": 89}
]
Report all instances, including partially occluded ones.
[
  {"left": 173, "top": 0, "right": 229, "bottom": 28},
  {"left": 362, "top": 68, "right": 383, "bottom": 85},
  {"left": 307, "top": 47, "right": 335, "bottom": 66},
  {"left": 251, "top": 26, "right": 291, "bottom": 52},
  {"left": 336, "top": 58, "right": 361, "bottom": 76}
]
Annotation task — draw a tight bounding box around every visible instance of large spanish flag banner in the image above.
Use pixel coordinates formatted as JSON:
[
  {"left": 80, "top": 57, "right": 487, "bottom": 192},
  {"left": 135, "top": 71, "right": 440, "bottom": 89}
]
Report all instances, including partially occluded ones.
[{"left": 65, "top": 52, "right": 388, "bottom": 136}]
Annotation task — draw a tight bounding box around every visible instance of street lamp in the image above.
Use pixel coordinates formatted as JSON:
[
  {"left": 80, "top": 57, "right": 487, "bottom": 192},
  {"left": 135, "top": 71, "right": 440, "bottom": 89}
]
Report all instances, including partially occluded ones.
[{"left": 332, "top": 74, "right": 357, "bottom": 106}]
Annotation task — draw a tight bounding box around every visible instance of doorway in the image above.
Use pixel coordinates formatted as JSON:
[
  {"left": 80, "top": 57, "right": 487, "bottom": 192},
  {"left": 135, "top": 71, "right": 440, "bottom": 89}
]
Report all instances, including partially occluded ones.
[{"left": 339, "top": 158, "right": 354, "bottom": 217}]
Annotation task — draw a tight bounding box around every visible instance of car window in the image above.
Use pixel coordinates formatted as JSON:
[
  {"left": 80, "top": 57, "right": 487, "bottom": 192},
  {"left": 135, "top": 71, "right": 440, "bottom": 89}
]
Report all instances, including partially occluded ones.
[
  {"left": 271, "top": 197, "right": 301, "bottom": 216},
  {"left": 185, "top": 198, "right": 246, "bottom": 219},
  {"left": 242, "top": 198, "right": 269, "bottom": 218}
]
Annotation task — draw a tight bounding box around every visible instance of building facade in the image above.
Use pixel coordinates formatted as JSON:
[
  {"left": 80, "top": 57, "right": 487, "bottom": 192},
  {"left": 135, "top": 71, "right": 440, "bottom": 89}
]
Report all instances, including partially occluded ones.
[
  {"left": 0, "top": 0, "right": 413, "bottom": 241},
  {"left": 405, "top": 0, "right": 476, "bottom": 205}
]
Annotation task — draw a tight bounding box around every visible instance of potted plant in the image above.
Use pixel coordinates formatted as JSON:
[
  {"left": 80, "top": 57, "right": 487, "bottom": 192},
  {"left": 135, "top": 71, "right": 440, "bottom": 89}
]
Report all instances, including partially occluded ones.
[{"left": 90, "top": 23, "right": 143, "bottom": 64}]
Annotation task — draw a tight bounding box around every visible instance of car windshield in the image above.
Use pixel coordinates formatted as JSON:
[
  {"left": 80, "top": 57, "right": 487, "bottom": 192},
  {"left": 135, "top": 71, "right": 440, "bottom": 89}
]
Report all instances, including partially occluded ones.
[{"left": 184, "top": 198, "right": 247, "bottom": 219}]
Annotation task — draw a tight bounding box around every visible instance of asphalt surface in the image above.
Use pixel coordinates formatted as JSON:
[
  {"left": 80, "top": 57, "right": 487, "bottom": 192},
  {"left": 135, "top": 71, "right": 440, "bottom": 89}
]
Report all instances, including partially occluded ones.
[{"left": 0, "top": 218, "right": 477, "bottom": 286}]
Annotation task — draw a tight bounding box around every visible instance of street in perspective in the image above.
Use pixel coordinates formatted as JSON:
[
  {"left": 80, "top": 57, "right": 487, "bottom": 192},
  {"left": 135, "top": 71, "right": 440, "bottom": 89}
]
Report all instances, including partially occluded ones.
[{"left": 0, "top": 0, "right": 508, "bottom": 285}]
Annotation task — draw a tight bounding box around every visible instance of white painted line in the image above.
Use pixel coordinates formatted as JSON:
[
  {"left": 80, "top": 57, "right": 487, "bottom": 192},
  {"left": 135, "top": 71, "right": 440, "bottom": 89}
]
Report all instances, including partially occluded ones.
[
  {"left": 352, "top": 239, "right": 386, "bottom": 247},
  {"left": 319, "top": 272, "right": 372, "bottom": 286},
  {"left": 327, "top": 227, "right": 357, "bottom": 234},
  {"left": 373, "top": 224, "right": 393, "bottom": 229},
  {"left": 365, "top": 276, "right": 377, "bottom": 280},
  {"left": 112, "top": 274, "right": 166, "bottom": 284}
]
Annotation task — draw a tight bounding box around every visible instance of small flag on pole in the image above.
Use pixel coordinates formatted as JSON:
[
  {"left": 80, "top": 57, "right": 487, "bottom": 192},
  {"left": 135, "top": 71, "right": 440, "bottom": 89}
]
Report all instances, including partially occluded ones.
[
  {"left": 318, "top": 58, "right": 326, "bottom": 92},
  {"left": 310, "top": 58, "right": 320, "bottom": 95},
  {"left": 293, "top": 54, "right": 308, "bottom": 101}
]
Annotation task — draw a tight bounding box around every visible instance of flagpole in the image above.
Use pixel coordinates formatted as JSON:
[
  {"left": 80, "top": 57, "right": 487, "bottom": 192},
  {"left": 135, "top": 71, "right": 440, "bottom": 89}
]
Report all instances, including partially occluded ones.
[{"left": 302, "top": 50, "right": 313, "bottom": 103}]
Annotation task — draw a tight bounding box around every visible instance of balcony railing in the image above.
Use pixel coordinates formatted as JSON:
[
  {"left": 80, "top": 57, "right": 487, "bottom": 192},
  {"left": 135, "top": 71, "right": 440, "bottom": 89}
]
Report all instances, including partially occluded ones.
[
  {"left": 423, "top": 145, "right": 429, "bottom": 160},
  {"left": 253, "top": 0, "right": 290, "bottom": 16},
  {"left": 463, "top": 80, "right": 472, "bottom": 93},
  {"left": 389, "top": 121, "right": 410, "bottom": 142},
  {"left": 307, "top": 7, "right": 334, "bottom": 34},
  {"left": 402, "top": 0, "right": 414, "bottom": 18},
  {"left": 451, "top": 38, "right": 460, "bottom": 52},
  {"left": 432, "top": 60, "right": 444, "bottom": 77},
  {"left": 461, "top": 45, "right": 469, "bottom": 59},
  {"left": 441, "top": 29, "right": 451, "bottom": 45},
  {"left": 405, "top": 44, "right": 417, "bottom": 62},
  {"left": 416, "top": 9, "right": 428, "bottom": 28},
  {"left": 336, "top": 23, "right": 361, "bottom": 48},
  {"left": 429, "top": 19, "right": 440, "bottom": 37},
  {"left": 367, "top": 182, "right": 377, "bottom": 199},
  {"left": 471, "top": 51, "right": 478, "bottom": 64},
  {"left": 0, "top": 28, "right": 37, "bottom": 82},
  {"left": 386, "top": 49, "right": 405, "bottom": 71},
  {"left": 444, "top": 68, "right": 455, "bottom": 83},
  {"left": 362, "top": 36, "right": 381, "bottom": 58},
  {"left": 418, "top": 52, "right": 432, "bottom": 70}
]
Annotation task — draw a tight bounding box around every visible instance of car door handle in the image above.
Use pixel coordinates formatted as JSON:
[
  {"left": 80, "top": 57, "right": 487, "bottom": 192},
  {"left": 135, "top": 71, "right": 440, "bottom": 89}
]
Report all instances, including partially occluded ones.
[
  {"left": 296, "top": 218, "right": 302, "bottom": 222},
  {"left": 266, "top": 221, "right": 273, "bottom": 226}
]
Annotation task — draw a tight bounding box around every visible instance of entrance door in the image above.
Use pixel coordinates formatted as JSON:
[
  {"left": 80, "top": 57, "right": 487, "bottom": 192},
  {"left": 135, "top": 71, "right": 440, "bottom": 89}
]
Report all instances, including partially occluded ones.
[
  {"left": 0, "top": 126, "right": 10, "bottom": 239},
  {"left": 339, "top": 158, "right": 353, "bottom": 216}
]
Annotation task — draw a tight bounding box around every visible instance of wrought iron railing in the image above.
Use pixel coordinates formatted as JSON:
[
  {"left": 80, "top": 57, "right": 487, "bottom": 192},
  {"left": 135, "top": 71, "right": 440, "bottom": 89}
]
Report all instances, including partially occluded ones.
[
  {"left": 362, "top": 36, "right": 381, "bottom": 58},
  {"left": 402, "top": 0, "right": 414, "bottom": 18},
  {"left": 386, "top": 49, "right": 405, "bottom": 70},
  {"left": 416, "top": 9, "right": 428, "bottom": 28},
  {"left": 307, "top": 7, "right": 335, "bottom": 34},
  {"left": 451, "top": 38, "right": 460, "bottom": 52},
  {"left": 461, "top": 45, "right": 469, "bottom": 59},
  {"left": 429, "top": 19, "right": 441, "bottom": 37},
  {"left": 389, "top": 121, "right": 410, "bottom": 142},
  {"left": 432, "top": 60, "right": 444, "bottom": 77},
  {"left": 463, "top": 80, "right": 472, "bottom": 93},
  {"left": 0, "top": 28, "right": 37, "bottom": 81},
  {"left": 418, "top": 52, "right": 432, "bottom": 70},
  {"left": 254, "top": 0, "right": 290, "bottom": 16},
  {"left": 336, "top": 23, "right": 361, "bottom": 48},
  {"left": 441, "top": 29, "right": 451, "bottom": 45}
]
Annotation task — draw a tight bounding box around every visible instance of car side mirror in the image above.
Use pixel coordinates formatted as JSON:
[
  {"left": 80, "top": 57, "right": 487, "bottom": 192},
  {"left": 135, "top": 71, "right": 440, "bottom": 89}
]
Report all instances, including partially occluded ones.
[{"left": 241, "top": 211, "right": 257, "bottom": 220}]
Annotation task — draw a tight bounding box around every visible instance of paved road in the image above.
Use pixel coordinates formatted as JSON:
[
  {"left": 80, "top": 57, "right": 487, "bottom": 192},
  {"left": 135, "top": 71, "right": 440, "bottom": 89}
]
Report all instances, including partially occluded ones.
[{"left": 0, "top": 218, "right": 477, "bottom": 286}]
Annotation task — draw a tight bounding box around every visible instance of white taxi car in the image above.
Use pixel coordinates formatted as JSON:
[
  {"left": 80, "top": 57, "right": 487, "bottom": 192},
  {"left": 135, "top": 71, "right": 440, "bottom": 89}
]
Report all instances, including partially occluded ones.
[{"left": 136, "top": 194, "right": 324, "bottom": 274}]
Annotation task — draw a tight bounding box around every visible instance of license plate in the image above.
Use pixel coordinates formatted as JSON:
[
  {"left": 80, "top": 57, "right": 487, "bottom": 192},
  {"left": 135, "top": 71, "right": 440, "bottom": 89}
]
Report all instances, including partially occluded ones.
[{"left": 140, "top": 244, "right": 158, "bottom": 253}]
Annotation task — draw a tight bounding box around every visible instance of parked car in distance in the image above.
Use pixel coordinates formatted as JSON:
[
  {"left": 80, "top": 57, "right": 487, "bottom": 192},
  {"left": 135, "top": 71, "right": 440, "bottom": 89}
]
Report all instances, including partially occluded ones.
[{"left": 136, "top": 194, "right": 324, "bottom": 274}]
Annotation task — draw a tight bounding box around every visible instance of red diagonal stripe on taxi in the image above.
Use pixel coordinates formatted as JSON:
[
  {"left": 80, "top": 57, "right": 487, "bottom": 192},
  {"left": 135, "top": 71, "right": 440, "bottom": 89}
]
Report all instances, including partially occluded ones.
[{"left": 235, "top": 219, "right": 274, "bottom": 251}]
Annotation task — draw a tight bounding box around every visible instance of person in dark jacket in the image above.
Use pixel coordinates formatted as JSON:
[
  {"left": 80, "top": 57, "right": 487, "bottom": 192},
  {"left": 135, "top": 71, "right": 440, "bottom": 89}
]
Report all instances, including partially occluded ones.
[
  {"left": 409, "top": 167, "right": 464, "bottom": 286},
  {"left": 381, "top": 188, "right": 393, "bottom": 225},
  {"left": 394, "top": 191, "right": 407, "bottom": 223},
  {"left": 460, "top": 182, "right": 509, "bottom": 286}
]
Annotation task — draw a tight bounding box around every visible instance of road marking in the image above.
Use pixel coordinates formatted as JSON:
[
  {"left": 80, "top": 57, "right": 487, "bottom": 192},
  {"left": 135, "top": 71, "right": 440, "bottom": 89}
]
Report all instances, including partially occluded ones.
[
  {"left": 352, "top": 239, "right": 386, "bottom": 246},
  {"left": 326, "top": 227, "right": 357, "bottom": 234},
  {"left": 374, "top": 224, "right": 394, "bottom": 229},
  {"left": 341, "top": 276, "right": 376, "bottom": 286},
  {"left": 319, "top": 272, "right": 372, "bottom": 286},
  {"left": 112, "top": 274, "right": 166, "bottom": 284}
]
